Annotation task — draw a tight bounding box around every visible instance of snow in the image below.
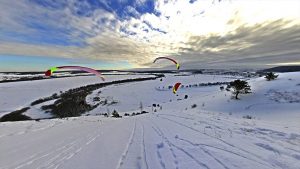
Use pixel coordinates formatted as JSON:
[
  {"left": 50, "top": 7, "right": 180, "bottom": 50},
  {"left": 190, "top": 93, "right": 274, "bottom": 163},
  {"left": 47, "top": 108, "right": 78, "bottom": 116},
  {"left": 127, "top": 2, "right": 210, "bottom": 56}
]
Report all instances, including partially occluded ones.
[
  {"left": 0, "top": 74, "right": 155, "bottom": 117},
  {"left": 87, "top": 73, "right": 299, "bottom": 125},
  {"left": 86, "top": 74, "right": 240, "bottom": 115},
  {"left": 0, "top": 72, "right": 299, "bottom": 169}
]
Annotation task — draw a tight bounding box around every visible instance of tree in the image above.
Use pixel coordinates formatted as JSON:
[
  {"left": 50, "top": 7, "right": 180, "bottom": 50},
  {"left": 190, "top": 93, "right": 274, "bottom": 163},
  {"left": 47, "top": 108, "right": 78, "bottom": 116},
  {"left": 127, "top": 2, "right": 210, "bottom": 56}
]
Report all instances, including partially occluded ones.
[
  {"left": 229, "top": 80, "right": 251, "bottom": 99},
  {"left": 112, "top": 110, "right": 121, "bottom": 118},
  {"left": 265, "top": 72, "right": 278, "bottom": 81}
]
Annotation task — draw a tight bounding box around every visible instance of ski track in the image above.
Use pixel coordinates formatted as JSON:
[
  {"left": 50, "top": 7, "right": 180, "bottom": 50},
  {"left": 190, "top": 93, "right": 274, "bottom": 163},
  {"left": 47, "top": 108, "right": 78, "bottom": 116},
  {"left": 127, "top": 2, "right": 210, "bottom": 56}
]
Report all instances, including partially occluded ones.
[
  {"left": 141, "top": 124, "right": 150, "bottom": 169},
  {"left": 116, "top": 118, "right": 137, "bottom": 169},
  {"left": 13, "top": 137, "right": 82, "bottom": 169},
  {"left": 117, "top": 118, "right": 151, "bottom": 169},
  {"left": 39, "top": 129, "right": 101, "bottom": 169},
  {"left": 0, "top": 120, "right": 64, "bottom": 139},
  {"left": 155, "top": 114, "right": 278, "bottom": 169},
  {"left": 1, "top": 112, "right": 299, "bottom": 169},
  {"left": 150, "top": 119, "right": 210, "bottom": 169},
  {"left": 2, "top": 121, "right": 102, "bottom": 169},
  {"left": 155, "top": 116, "right": 231, "bottom": 169},
  {"left": 5, "top": 135, "right": 82, "bottom": 169},
  {"left": 148, "top": 119, "right": 179, "bottom": 169}
]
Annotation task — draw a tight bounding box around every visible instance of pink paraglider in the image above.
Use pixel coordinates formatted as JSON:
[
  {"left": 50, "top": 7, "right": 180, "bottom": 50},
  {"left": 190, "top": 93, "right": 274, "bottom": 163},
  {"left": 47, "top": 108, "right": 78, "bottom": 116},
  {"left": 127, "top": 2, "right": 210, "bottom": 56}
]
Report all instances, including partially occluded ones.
[{"left": 45, "top": 66, "right": 105, "bottom": 81}]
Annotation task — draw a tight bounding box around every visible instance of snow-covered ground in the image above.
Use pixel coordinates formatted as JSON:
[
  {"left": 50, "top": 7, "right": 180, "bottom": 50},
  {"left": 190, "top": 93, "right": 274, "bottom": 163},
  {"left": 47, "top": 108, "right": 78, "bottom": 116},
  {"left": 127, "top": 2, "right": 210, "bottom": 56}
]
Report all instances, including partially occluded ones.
[
  {"left": 0, "top": 72, "right": 299, "bottom": 169},
  {"left": 87, "top": 73, "right": 299, "bottom": 125},
  {"left": 0, "top": 74, "right": 155, "bottom": 117}
]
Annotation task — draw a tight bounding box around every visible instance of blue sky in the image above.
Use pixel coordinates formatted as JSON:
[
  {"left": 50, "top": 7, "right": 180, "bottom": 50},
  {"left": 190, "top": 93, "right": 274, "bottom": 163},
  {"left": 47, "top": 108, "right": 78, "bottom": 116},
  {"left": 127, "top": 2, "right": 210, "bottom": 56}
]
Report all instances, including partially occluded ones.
[
  {"left": 0, "top": 55, "right": 132, "bottom": 72},
  {"left": 0, "top": 0, "right": 300, "bottom": 71}
]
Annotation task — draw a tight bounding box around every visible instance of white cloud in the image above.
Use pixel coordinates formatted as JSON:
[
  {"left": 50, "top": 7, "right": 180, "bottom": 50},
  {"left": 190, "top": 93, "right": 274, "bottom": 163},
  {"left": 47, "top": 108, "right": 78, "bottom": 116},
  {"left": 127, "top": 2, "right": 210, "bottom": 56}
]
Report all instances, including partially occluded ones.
[
  {"left": 135, "top": 0, "right": 148, "bottom": 7},
  {"left": 0, "top": 0, "right": 300, "bottom": 69}
]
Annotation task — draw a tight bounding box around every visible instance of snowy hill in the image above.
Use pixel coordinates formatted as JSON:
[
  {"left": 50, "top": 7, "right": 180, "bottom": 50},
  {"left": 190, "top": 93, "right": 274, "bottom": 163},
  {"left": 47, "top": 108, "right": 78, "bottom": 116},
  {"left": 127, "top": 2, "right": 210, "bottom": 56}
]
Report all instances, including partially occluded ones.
[
  {"left": 0, "top": 72, "right": 299, "bottom": 169},
  {"left": 87, "top": 72, "right": 300, "bottom": 125}
]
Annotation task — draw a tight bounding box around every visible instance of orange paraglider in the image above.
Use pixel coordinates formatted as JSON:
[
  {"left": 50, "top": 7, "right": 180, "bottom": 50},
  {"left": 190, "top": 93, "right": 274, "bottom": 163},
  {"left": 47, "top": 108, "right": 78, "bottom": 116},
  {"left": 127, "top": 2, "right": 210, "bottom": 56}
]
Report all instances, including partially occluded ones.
[{"left": 173, "top": 82, "right": 181, "bottom": 94}]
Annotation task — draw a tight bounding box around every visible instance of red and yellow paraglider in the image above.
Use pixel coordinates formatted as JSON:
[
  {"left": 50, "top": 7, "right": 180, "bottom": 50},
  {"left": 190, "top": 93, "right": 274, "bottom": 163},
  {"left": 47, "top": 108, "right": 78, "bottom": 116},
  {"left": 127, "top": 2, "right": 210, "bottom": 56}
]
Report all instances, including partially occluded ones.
[
  {"left": 45, "top": 66, "right": 105, "bottom": 81},
  {"left": 173, "top": 82, "right": 181, "bottom": 94},
  {"left": 153, "top": 57, "right": 180, "bottom": 70}
]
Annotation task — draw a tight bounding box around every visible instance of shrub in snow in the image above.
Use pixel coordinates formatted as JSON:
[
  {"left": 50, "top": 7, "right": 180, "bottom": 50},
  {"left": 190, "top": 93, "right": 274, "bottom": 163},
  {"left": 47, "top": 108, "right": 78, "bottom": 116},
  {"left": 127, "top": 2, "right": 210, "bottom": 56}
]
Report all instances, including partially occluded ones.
[
  {"left": 112, "top": 110, "right": 121, "bottom": 118},
  {"left": 191, "top": 104, "right": 197, "bottom": 108},
  {"left": 141, "top": 111, "right": 149, "bottom": 114},
  {"left": 243, "top": 115, "right": 253, "bottom": 119},
  {"left": 103, "top": 99, "right": 108, "bottom": 105},
  {"left": 124, "top": 113, "right": 130, "bottom": 116},
  {"left": 265, "top": 72, "right": 278, "bottom": 81}
]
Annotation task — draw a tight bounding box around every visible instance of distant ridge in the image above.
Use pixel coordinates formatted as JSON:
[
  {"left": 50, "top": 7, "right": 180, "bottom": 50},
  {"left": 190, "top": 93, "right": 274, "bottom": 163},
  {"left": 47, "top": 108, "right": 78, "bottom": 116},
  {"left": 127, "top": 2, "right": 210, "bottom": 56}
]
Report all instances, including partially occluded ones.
[{"left": 261, "top": 66, "right": 300, "bottom": 72}]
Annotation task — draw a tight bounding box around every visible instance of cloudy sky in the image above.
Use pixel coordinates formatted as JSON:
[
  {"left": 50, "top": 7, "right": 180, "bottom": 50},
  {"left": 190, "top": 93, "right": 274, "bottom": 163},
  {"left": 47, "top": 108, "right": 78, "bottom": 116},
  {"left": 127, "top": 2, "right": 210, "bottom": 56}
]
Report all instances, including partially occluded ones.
[{"left": 0, "top": 0, "right": 299, "bottom": 71}]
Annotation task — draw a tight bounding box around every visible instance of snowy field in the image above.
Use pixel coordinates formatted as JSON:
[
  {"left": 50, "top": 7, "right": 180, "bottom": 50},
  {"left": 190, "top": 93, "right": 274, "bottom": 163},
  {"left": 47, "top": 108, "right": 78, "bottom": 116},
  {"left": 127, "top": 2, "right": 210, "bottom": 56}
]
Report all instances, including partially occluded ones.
[
  {"left": 0, "top": 74, "right": 155, "bottom": 117},
  {"left": 0, "top": 72, "right": 299, "bottom": 169}
]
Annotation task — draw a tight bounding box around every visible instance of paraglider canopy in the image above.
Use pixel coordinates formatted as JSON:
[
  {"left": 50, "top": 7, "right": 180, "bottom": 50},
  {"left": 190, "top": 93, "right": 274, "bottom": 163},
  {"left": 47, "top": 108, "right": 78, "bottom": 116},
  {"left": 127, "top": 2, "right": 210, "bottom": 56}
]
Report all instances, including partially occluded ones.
[
  {"left": 45, "top": 67, "right": 58, "bottom": 76},
  {"left": 45, "top": 66, "right": 105, "bottom": 81},
  {"left": 153, "top": 57, "right": 180, "bottom": 70},
  {"left": 173, "top": 82, "right": 181, "bottom": 94}
]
